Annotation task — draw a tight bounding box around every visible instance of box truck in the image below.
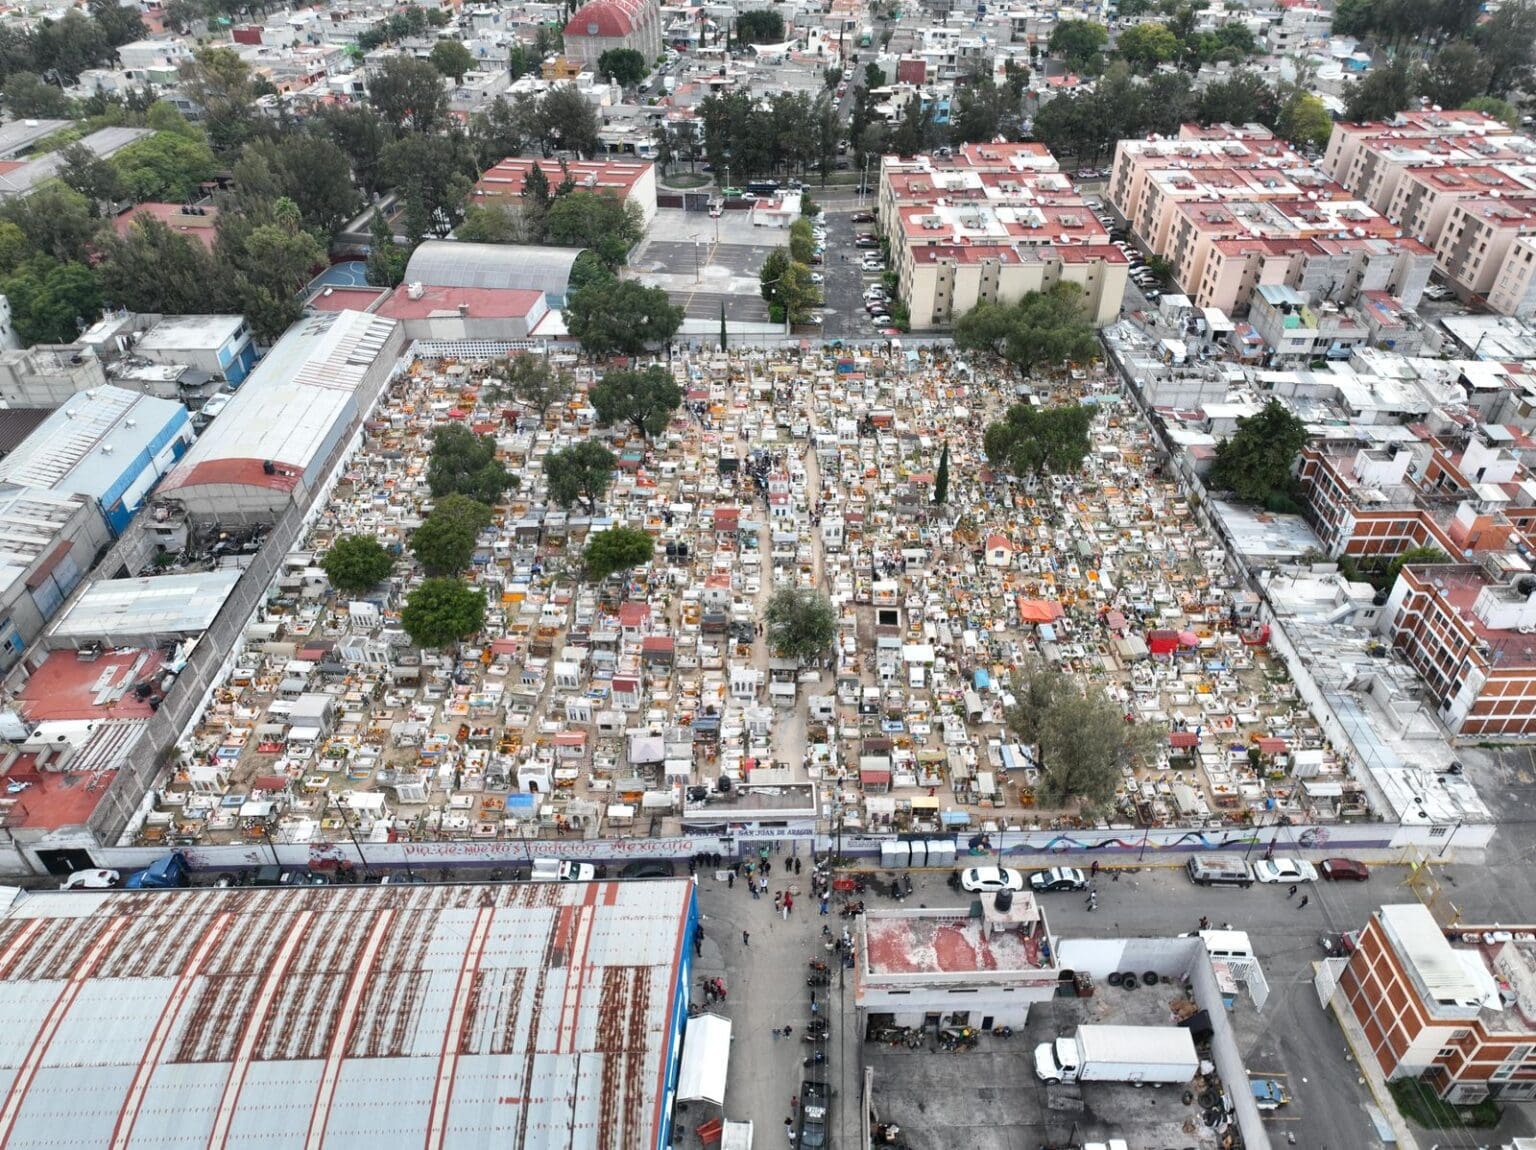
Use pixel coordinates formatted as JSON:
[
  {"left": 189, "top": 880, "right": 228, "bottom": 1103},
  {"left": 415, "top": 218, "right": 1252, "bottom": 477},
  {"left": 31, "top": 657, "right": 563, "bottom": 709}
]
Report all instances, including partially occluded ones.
[{"left": 1033, "top": 1025, "right": 1198, "bottom": 1085}]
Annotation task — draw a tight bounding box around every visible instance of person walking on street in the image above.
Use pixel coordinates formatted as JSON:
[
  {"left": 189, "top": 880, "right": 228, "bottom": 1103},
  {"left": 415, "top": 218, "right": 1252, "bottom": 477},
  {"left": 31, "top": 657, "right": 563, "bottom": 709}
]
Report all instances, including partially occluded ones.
[
  {"left": 743, "top": 930, "right": 750, "bottom": 947},
  {"left": 1287, "top": 884, "right": 1298, "bottom": 898},
  {"left": 819, "top": 896, "right": 829, "bottom": 915},
  {"left": 728, "top": 872, "right": 735, "bottom": 889},
  {"left": 775, "top": 891, "right": 783, "bottom": 913},
  {"left": 791, "top": 1094, "right": 798, "bottom": 1114},
  {"left": 785, "top": 1118, "right": 794, "bottom": 1144},
  {"left": 1298, "top": 895, "right": 1310, "bottom": 909}
]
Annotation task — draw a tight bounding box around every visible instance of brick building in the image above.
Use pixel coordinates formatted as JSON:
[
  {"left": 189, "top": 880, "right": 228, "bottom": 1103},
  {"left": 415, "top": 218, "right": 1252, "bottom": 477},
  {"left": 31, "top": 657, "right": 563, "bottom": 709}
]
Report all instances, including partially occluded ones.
[{"left": 1340, "top": 903, "right": 1536, "bottom": 1103}]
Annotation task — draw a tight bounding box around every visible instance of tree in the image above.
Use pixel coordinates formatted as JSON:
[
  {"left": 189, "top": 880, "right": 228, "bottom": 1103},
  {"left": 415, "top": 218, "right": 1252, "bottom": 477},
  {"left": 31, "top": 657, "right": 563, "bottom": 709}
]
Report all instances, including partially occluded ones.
[
  {"left": 1463, "top": 95, "right": 1521, "bottom": 129},
  {"left": 934, "top": 442, "right": 950, "bottom": 505},
  {"left": 1196, "top": 70, "right": 1278, "bottom": 129},
  {"left": 232, "top": 134, "right": 360, "bottom": 238},
  {"left": 178, "top": 47, "right": 261, "bottom": 153},
  {"left": 1473, "top": 0, "right": 1536, "bottom": 97},
  {"left": 788, "top": 219, "right": 815, "bottom": 265},
  {"left": 32, "top": 12, "right": 109, "bottom": 82},
  {"left": 429, "top": 39, "right": 475, "bottom": 84},
  {"left": 565, "top": 280, "right": 683, "bottom": 357},
  {"left": 597, "top": 48, "right": 647, "bottom": 87},
  {"left": 763, "top": 586, "right": 836, "bottom": 664},
  {"left": 1116, "top": 23, "right": 1180, "bottom": 72},
  {"left": 543, "top": 441, "right": 616, "bottom": 512},
  {"left": 538, "top": 84, "right": 600, "bottom": 158},
  {"left": 428, "top": 424, "right": 514, "bottom": 504},
  {"left": 583, "top": 525, "right": 654, "bottom": 584},
  {"left": 0, "top": 185, "right": 97, "bottom": 264},
  {"left": 1049, "top": 19, "right": 1108, "bottom": 73},
  {"left": 544, "top": 189, "right": 645, "bottom": 266},
  {"left": 2, "top": 258, "right": 101, "bottom": 345},
  {"left": 522, "top": 159, "right": 552, "bottom": 234},
  {"left": 112, "top": 131, "right": 217, "bottom": 202},
  {"left": 456, "top": 203, "right": 521, "bottom": 243},
  {"left": 313, "top": 104, "right": 393, "bottom": 199},
  {"left": 365, "top": 211, "right": 407, "bottom": 287},
  {"left": 97, "top": 216, "right": 219, "bottom": 315},
  {"left": 492, "top": 354, "right": 573, "bottom": 419},
  {"left": 1007, "top": 659, "right": 1164, "bottom": 809},
  {"left": 410, "top": 494, "right": 493, "bottom": 575},
  {"left": 954, "top": 283, "right": 1100, "bottom": 373},
  {"left": 762, "top": 259, "right": 819, "bottom": 323},
  {"left": 1278, "top": 92, "right": 1333, "bottom": 151},
  {"left": 322, "top": 535, "right": 395, "bottom": 593},
  {"left": 719, "top": 301, "right": 728, "bottom": 350},
  {"left": 1419, "top": 42, "right": 1491, "bottom": 110},
  {"left": 89, "top": 0, "right": 146, "bottom": 47},
  {"left": 590, "top": 364, "right": 683, "bottom": 439},
  {"left": 949, "top": 74, "right": 1023, "bottom": 143},
  {"left": 1386, "top": 546, "right": 1451, "bottom": 586},
  {"left": 983, "top": 402, "right": 1095, "bottom": 479},
  {"left": 735, "top": 8, "right": 785, "bottom": 43},
  {"left": 216, "top": 199, "right": 326, "bottom": 342},
  {"left": 891, "top": 96, "right": 938, "bottom": 156},
  {"left": 162, "top": 0, "right": 204, "bottom": 32},
  {"left": 401, "top": 578, "right": 486, "bottom": 648},
  {"left": 369, "top": 56, "right": 449, "bottom": 133},
  {"left": 58, "top": 142, "right": 122, "bottom": 211},
  {"left": 381, "top": 132, "right": 476, "bottom": 242},
  {"left": 1344, "top": 59, "right": 1415, "bottom": 122},
  {"left": 1205, "top": 399, "right": 1309, "bottom": 503},
  {"left": 2, "top": 73, "right": 71, "bottom": 119}
]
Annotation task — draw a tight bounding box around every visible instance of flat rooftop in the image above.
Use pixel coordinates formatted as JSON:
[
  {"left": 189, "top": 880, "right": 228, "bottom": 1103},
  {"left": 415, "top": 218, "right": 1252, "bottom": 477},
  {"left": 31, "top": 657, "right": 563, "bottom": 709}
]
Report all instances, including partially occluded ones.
[
  {"left": 865, "top": 906, "right": 1050, "bottom": 975},
  {"left": 16, "top": 648, "right": 165, "bottom": 722},
  {"left": 0, "top": 879, "right": 695, "bottom": 1149},
  {"left": 0, "top": 751, "right": 116, "bottom": 831}
]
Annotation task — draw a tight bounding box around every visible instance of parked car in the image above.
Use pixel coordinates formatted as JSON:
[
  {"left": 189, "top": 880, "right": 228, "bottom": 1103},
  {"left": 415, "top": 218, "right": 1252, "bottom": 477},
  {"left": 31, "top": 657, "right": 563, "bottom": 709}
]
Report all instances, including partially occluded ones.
[
  {"left": 280, "top": 870, "right": 332, "bottom": 886},
  {"left": 59, "top": 868, "right": 120, "bottom": 891},
  {"left": 878, "top": 326, "right": 903, "bottom": 335},
  {"left": 124, "top": 851, "right": 191, "bottom": 889},
  {"left": 871, "top": 313, "right": 892, "bottom": 325},
  {"left": 1250, "top": 1079, "right": 1291, "bottom": 1110},
  {"left": 1030, "top": 866, "right": 1088, "bottom": 892},
  {"left": 1319, "top": 858, "right": 1370, "bottom": 881},
  {"left": 855, "top": 235, "right": 881, "bottom": 247},
  {"left": 851, "top": 211, "right": 876, "bottom": 223},
  {"left": 619, "top": 860, "right": 676, "bottom": 879},
  {"left": 1254, "top": 858, "right": 1318, "bottom": 885},
  {"left": 959, "top": 866, "right": 1024, "bottom": 893},
  {"left": 809, "top": 272, "right": 824, "bottom": 284}
]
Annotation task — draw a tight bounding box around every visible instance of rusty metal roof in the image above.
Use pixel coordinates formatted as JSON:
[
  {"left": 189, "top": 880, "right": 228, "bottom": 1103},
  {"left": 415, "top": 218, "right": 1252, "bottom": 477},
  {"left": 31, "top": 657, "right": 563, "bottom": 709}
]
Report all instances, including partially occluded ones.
[{"left": 0, "top": 880, "right": 695, "bottom": 1150}]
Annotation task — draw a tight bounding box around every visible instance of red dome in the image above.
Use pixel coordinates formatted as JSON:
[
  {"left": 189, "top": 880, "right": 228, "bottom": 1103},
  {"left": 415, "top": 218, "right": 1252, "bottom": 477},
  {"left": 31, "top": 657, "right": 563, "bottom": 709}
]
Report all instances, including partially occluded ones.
[{"left": 564, "top": 0, "right": 640, "bottom": 38}]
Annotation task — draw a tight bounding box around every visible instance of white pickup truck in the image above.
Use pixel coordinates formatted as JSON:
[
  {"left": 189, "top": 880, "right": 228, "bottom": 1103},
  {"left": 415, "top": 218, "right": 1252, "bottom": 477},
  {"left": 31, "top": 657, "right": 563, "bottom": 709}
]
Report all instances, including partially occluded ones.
[{"left": 530, "top": 858, "right": 596, "bottom": 883}]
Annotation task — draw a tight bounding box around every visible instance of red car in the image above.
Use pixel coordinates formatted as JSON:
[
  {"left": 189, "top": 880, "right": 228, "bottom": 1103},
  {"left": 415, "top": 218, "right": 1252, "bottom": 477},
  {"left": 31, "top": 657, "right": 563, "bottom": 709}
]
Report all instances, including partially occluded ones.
[{"left": 1319, "top": 858, "right": 1369, "bottom": 881}]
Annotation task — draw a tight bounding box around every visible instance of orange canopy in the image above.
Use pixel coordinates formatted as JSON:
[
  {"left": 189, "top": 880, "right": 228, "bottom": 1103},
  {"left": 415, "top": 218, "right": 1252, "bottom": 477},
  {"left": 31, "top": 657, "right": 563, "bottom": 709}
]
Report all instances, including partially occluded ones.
[{"left": 1016, "top": 598, "right": 1064, "bottom": 624}]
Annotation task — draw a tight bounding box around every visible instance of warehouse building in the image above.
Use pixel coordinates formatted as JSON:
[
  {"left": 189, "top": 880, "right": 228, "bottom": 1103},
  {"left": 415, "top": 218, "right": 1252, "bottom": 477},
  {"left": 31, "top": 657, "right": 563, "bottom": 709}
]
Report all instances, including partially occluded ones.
[
  {"left": 158, "top": 310, "right": 403, "bottom": 523},
  {"left": 0, "top": 385, "right": 192, "bottom": 536},
  {"left": 0, "top": 878, "right": 700, "bottom": 1149},
  {"left": 0, "top": 486, "right": 113, "bottom": 669}
]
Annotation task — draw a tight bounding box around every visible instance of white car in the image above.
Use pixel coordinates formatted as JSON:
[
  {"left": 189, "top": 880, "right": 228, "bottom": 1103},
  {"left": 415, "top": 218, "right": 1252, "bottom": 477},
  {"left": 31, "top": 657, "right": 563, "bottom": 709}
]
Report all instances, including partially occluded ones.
[
  {"left": 960, "top": 866, "right": 1025, "bottom": 893},
  {"left": 809, "top": 272, "right": 824, "bottom": 284},
  {"left": 1254, "top": 858, "right": 1318, "bottom": 884},
  {"left": 60, "top": 869, "right": 121, "bottom": 891}
]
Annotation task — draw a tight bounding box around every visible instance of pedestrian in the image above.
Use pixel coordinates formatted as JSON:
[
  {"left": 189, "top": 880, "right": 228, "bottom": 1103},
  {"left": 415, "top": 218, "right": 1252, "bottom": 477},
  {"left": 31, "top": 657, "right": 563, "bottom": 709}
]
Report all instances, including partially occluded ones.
[
  {"left": 743, "top": 930, "right": 750, "bottom": 947},
  {"left": 786, "top": 893, "right": 794, "bottom": 914},
  {"left": 820, "top": 897, "right": 829, "bottom": 915},
  {"left": 728, "top": 872, "right": 735, "bottom": 889},
  {"left": 1287, "top": 884, "right": 1297, "bottom": 898},
  {"left": 782, "top": 899, "right": 790, "bottom": 921},
  {"left": 783, "top": 1024, "right": 792, "bottom": 1038},
  {"left": 785, "top": 1118, "right": 794, "bottom": 1143},
  {"left": 791, "top": 1094, "right": 798, "bottom": 1114},
  {"left": 1091, "top": 859, "right": 1100, "bottom": 877},
  {"left": 1298, "top": 895, "right": 1309, "bottom": 909},
  {"left": 1198, "top": 915, "right": 1210, "bottom": 931},
  {"left": 772, "top": 1027, "right": 781, "bottom": 1042},
  {"left": 775, "top": 891, "right": 784, "bottom": 912},
  {"left": 795, "top": 857, "right": 802, "bottom": 875},
  {"left": 751, "top": 880, "right": 761, "bottom": 900},
  {"left": 694, "top": 929, "right": 703, "bottom": 957}
]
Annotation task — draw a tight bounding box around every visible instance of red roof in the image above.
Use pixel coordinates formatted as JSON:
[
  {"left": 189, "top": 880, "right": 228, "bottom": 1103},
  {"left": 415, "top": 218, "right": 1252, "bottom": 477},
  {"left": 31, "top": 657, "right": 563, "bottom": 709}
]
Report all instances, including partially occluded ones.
[
  {"left": 376, "top": 285, "right": 545, "bottom": 321},
  {"left": 114, "top": 202, "right": 219, "bottom": 251},
  {"left": 618, "top": 602, "right": 650, "bottom": 627},
  {"left": 1169, "top": 731, "right": 1200, "bottom": 749},
  {"left": 161, "top": 458, "right": 302, "bottom": 494},
  {"left": 565, "top": 0, "right": 641, "bottom": 39}
]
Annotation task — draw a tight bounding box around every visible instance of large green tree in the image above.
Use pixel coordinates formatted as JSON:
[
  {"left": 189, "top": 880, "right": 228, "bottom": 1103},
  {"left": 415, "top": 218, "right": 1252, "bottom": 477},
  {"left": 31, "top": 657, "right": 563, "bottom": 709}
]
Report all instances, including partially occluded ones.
[
  {"left": 365, "top": 211, "right": 407, "bottom": 287},
  {"left": 1048, "top": 20, "right": 1108, "bottom": 73},
  {"left": 583, "top": 526, "right": 654, "bottom": 584},
  {"left": 1117, "top": 23, "right": 1180, "bottom": 72},
  {"left": 1205, "top": 399, "right": 1309, "bottom": 503},
  {"left": 369, "top": 55, "right": 450, "bottom": 133},
  {"left": 983, "top": 403, "right": 1096, "bottom": 479},
  {"left": 597, "top": 48, "right": 648, "bottom": 86},
  {"left": 215, "top": 198, "right": 325, "bottom": 342},
  {"left": 1278, "top": 92, "right": 1334, "bottom": 151},
  {"left": 764, "top": 587, "right": 836, "bottom": 664},
  {"left": 112, "top": 131, "right": 218, "bottom": 202},
  {"left": 177, "top": 47, "right": 261, "bottom": 153},
  {"left": 1344, "top": 59, "right": 1415, "bottom": 122},
  {"left": 97, "top": 216, "right": 219, "bottom": 316},
  {"left": 410, "top": 494, "right": 494, "bottom": 575},
  {"left": 428, "top": 424, "right": 514, "bottom": 504},
  {"left": 402, "top": 578, "right": 486, "bottom": 648},
  {"left": 381, "top": 132, "right": 477, "bottom": 243},
  {"left": 544, "top": 190, "right": 645, "bottom": 267},
  {"left": 232, "top": 134, "right": 361, "bottom": 238},
  {"left": 565, "top": 280, "right": 683, "bottom": 358},
  {"left": 543, "top": 441, "right": 616, "bottom": 512},
  {"left": 492, "top": 354, "right": 573, "bottom": 419},
  {"left": 735, "top": 9, "right": 786, "bottom": 43},
  {"left": 954, "top": 283, "right": 1099, "bottom": 373},
  {"left": 589, "top": 365, "right": 683, "bottom": 439},
  {"left": 538, "top": 85, "right": 600, "bottom": 157},
  {"left": 429, "top": 39, "right": 475, "bottom": 83},
  {"left": 322, "top": 535, "right": 395, "bottom": 593},
  {"left": 2, "top": 258, "right": 101, "bottom": 345},
  {"left": 2, "top": 73, "right": 71, "bottom": 118}
]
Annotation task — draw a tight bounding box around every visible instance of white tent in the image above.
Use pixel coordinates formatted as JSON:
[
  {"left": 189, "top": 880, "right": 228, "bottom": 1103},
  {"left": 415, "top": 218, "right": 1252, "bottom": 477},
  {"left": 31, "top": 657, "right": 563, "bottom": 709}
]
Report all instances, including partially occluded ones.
[{"left": 676, "top": 1013, "right": 732, "bottom": 1105}]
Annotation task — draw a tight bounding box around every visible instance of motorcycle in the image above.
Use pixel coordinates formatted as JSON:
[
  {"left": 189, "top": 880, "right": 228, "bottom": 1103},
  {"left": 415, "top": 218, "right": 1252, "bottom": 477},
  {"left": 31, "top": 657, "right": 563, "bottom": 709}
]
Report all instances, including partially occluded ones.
[
  {"left": 808, "top": 960, "right": 829, "bottom": 973},
  {"left": 991, "top": 1025, "right": 1013, "bottom": 1038},
  {"left": 805, "top": 1018, "right": 828, "bottom": 1032},
  {"left": 946, "top": 871, "right": 961, "bottom": 891},
  {"left": 902, "top": 874, "right": 913, "bottom": 896},
  {"left": 840, "top": 901, "right": 865, "bottom": 918},
  {"left": 803, "top": 1051, "right": 827, "bottom": 1067},
  {"left": 801, "top": 1031, "right": 828, "bottom": 1043},
  {"left": 807, "top": 973, "right": 830, "bottom": 987}
]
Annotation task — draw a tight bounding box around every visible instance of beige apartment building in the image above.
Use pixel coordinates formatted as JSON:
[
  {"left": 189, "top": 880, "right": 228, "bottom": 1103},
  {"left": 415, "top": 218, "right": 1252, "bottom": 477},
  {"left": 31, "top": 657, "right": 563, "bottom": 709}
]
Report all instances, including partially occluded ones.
[
  {"left": 1434, "top": 196, "right": 1536, "bottom": 299},
  {"left": 877, "top": 147, "right": 1128, "bottom": 332},
  {"left": 1322, "top": 110, "right": 1522, "bottom": 211},
  {"left": 1488, "top": 235, "right": 1536, "bottom": 317}
]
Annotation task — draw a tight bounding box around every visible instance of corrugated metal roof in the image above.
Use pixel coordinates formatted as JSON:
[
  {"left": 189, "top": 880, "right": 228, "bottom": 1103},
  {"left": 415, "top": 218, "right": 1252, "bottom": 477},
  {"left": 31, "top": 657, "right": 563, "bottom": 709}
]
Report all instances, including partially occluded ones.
[
  {"left": 49, "top": 570, "right": 241, "bottom": 642},
  {"left": 162, "top": 311, "right": 398, "bottom": 494},
  {"left": 404, "top": 242, "right": 584, "bottom": 295},
  {"left": 0, "top": 386, "right": 185, "bottom": 502},
  {"left": 1381, "top": 903, "right": 1482, "bottom": 1003},
  {"left": 0, "top": 881, "right": 692, "bottom": 1149}
]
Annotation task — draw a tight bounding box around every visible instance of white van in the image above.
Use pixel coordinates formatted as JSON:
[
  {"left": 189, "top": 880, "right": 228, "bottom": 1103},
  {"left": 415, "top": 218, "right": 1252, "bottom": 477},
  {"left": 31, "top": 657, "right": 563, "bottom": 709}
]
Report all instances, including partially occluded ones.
[{"left": 1197, "top": 928, "right": 1253, "bottom": 962}]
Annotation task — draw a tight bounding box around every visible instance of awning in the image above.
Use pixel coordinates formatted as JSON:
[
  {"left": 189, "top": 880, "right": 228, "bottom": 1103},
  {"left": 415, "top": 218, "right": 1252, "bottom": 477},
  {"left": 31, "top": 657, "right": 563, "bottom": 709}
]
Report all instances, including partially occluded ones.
[
  {"left": 677, "top": 1013, "right": 732, "bottom": 1105},
  {"left": 1169, "top": 731, "right": 1199, "bottom": 749},
  {"left": 1017, "top": 598, "right": 1064, "bottom": 624}
]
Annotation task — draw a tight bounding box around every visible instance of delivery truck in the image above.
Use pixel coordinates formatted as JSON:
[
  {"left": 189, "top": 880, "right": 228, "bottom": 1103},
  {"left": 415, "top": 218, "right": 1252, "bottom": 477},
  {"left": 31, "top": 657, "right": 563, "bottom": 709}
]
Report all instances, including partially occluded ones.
[{"left": 1033, "top": 1024, "right": 1199, "bottom": 1085}]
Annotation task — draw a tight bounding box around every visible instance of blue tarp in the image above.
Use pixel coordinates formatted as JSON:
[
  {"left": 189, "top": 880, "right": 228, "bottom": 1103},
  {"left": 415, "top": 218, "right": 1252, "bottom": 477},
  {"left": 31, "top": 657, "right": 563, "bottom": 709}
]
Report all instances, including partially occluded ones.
[
  {"left": 940, "top": 810, "right": 972, "bottom": 826},
  {"left": 973, "top": 669, "right": 991, "bottom": 690},
  {"left": 504, "top": 793, "right": 537, "bottom": 813},
  {"left": 1038, "top": 624, "right": 1057, "bottom": 642}
]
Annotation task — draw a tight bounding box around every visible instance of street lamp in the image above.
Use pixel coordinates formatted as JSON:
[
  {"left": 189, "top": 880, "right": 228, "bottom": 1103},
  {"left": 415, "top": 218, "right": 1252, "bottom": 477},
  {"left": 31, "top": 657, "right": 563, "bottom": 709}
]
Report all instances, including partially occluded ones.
[{"left": 691, "top": 233, "right": 702, "bottom": 283}]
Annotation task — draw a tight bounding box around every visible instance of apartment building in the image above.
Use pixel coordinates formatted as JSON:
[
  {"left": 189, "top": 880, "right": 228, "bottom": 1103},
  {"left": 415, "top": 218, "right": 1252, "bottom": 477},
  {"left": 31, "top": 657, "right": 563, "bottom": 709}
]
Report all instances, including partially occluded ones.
[
  {"left": 1385, "top": 164, "right": 1534, "bottom": 247},
  {"left": 1435, "top": 197, "right": 1536, "bottom": 301},
  {"left": 1489, "top": 236, "right": 1536, "bottom": 317},
  {"left": 1380, "top": 562, "right": 1536, "bottom": 735},
  {"left": 1108, "top": 125, "right": 1432, "bottom": 314},
  {"left": 1322, "top": 110, "right": 1524, "bottom": 212},
  {"left": 878, "top": 146, "right": 1128, "bottom": 330},
  {"left": 1341, "top": 903, "right": 1536, "bottom": 1103}
]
